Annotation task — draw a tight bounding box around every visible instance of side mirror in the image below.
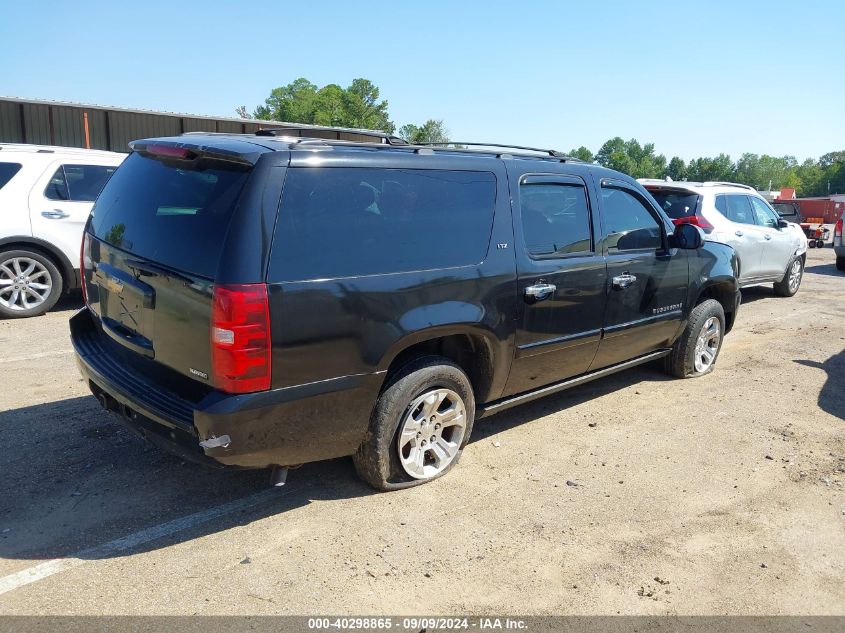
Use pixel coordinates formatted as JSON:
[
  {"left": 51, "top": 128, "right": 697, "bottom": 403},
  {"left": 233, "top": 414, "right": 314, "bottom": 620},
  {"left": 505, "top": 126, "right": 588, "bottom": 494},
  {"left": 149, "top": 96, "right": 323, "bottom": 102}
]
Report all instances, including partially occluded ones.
[
  {"left": 777, "top": 218, "right": 789, "bottom": 229},
  {"left": 672, "top": 223, "right": 704, "bottom": 249}
]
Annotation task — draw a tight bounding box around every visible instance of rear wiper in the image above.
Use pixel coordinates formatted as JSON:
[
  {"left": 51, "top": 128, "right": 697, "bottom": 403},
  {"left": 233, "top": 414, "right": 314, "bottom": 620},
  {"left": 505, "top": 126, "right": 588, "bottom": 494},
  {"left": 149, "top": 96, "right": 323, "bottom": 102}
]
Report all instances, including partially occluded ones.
[{"left": 125, "top": 259, "right": 194, "bottom": 284}]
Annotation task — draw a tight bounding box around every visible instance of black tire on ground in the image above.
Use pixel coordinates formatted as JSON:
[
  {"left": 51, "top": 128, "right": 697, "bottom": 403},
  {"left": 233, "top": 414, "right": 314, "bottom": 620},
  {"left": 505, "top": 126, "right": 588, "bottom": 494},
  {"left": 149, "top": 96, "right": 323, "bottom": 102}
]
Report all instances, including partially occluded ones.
[
  {"left": 353, "top": 355, "right": 475, "bottom": 491},
  {"left": 774, "top": 256, "right": 803, "bottom": 297},
  {"left": 665, "top": 299, "right": 725, "bottom": 379},
  {"left": 808, "top": 241, "right": 816, "bottom": 248},
  {"left": 0, "top": 248, "right": 63, "bottom": 319},
  {"left": 837, "top": 256, "right": 845, "bottom": 271}
]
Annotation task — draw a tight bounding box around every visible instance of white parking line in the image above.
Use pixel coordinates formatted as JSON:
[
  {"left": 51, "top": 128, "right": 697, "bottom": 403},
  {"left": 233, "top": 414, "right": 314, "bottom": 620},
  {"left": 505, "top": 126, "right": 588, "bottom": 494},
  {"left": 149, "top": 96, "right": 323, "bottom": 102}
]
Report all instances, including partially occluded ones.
[{"left": 0, "top": 488, "right": 280, "bottom": 597}]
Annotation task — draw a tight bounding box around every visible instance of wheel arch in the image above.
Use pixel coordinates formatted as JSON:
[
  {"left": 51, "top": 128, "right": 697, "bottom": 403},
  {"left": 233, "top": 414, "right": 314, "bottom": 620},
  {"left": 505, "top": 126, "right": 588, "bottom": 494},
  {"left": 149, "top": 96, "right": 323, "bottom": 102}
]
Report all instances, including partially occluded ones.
[
  {"left": 0, "top": 236, "right": 77, "bottom": 291},
  {"left": 695, "top": 281, "right": 737, "bottom": 333},
  {"left": 380, "top": 327, "right": 501, "bottom": 404}
]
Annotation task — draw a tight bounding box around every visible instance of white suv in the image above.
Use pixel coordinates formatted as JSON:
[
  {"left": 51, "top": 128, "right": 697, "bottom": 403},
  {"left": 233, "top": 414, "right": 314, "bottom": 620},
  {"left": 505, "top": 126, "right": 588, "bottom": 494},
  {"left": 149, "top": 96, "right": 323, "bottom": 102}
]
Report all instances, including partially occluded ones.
[
  {"left": 0, "top": 144, "right": 125, "bottom": 317},
  {"left": 640, "top": 180, "right": 808, "bottom": 297}
]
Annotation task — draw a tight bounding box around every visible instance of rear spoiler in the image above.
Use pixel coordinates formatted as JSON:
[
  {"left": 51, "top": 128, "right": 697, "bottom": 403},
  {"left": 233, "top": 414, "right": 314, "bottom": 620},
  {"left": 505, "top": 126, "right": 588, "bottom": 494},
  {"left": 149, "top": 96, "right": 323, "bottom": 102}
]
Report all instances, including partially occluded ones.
[{"left": 129, "top": 138, "right": 268, "bottom": 166}]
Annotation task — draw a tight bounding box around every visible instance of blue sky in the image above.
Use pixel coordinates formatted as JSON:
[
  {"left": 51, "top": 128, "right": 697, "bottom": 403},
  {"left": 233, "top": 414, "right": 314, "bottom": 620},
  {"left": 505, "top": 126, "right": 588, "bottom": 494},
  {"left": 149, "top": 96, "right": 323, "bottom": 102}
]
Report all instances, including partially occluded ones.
[{"left": 1, "top": 0, "right": 842, "bottom": 161}]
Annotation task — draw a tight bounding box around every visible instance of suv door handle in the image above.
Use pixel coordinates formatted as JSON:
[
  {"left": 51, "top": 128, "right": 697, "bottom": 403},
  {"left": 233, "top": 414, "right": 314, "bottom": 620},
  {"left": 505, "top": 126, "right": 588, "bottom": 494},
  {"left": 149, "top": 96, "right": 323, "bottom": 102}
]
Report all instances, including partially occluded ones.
[
  {"left": 41, "top": 210, "right": 69, "bottom": 219},
  {"left": 764, "top": 234, "right": 772, "bottom": 240},
  {"left": 735, "top": 230, "right": 744, "bottom": 237},
  {"left": 612, "top": 273, "right": 637, "bottom": 290},
  {"left": 524, "top": 283, "right": 556, "bottom": 301}
]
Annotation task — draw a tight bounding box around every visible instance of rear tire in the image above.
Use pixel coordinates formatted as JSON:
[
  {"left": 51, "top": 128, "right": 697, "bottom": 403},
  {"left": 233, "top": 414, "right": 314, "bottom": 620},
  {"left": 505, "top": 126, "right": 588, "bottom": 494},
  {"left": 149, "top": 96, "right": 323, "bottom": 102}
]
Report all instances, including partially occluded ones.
[
  {"left": 353, "top": 355, "right": 475, "bottom": 491},
  {"left": 665, "top": 299, "right": 725, "bottom": 379},
  {"left": 0, "top": 248, "right": 63, "bottom": 319},
  {"left": 774, "top": 257, "right": 803, "bottom": 297},
  {"left": 837, "top": 256, "right": 845, "bottom": 271}
]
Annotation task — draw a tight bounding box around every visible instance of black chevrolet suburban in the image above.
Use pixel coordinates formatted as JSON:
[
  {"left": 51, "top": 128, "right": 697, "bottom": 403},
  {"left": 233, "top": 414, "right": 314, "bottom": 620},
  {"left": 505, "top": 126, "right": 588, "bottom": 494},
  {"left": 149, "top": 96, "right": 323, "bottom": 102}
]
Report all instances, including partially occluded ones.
[{"left": 71, "top": 130, "right": 740, "bottom": 490}]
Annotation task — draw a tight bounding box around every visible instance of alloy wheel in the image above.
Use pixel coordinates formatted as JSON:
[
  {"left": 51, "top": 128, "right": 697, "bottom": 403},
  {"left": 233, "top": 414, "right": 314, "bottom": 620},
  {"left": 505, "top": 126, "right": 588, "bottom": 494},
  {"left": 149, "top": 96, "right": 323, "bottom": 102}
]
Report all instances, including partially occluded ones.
[
  {"left": 0, "top": 257, "right": 53, "bottom": 312},
  {"left": 788, "top": 259, "right": 802, "bottom": 293},
  {"left": 693, "top": 316, "right": 721, "bottom": 373},
  {"left": 397, "top": 388, "right": 467, "bottom": 480}
]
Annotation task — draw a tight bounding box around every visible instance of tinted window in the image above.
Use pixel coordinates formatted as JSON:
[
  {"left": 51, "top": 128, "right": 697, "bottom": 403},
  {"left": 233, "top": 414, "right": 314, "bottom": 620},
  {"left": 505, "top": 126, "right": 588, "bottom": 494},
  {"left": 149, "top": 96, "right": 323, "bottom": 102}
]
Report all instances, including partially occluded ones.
[
  {"left": 0, "top": 162, "right": 22, "bottom": 190},
  {"left": 647, "top": 190, "right": 702, "bottom": 220},
  {"left": 717, "top": 194, "right": 755, "bottom": 224},
  {"left": 601, "top": 187, "right": 662, "bottom": 251},
  {"left": 750, "top": 196, "right": 779, "bottom": 228},
  {"left": 772, "top": 202, "right": 799, "bottom": 219},
  {"left": 271, "top": 168, "right": 496, "bottom": 280},
  {"left": 64, "top": 164, "right": 117, "bottom": 202},
  {"left": 90, "top": 152, "right": 251, "bottom": 279},
  {"left": 520, "top": 182, "right": 591, "bottom": 257},
  {"left": 44, "top": 167, "right": 69, "bottom": 201}
]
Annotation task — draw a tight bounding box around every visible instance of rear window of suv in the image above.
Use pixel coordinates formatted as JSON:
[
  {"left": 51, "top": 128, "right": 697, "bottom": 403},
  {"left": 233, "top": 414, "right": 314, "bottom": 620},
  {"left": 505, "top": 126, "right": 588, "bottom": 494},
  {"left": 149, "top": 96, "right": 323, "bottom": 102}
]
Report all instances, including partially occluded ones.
[
  {"left": 647, "top": 189, "right": 701, "bottom": 220},
  {"left": 270, "top": 167, "right": 497, "bottom": 281},
  {"left": 89, "top": 152, "right": 251, "bottom": 279}
]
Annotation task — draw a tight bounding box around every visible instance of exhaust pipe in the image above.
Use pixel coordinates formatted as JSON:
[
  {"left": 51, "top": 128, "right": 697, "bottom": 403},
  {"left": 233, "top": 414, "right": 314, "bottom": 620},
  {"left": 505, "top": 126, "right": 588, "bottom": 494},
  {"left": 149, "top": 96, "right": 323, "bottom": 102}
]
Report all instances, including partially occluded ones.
[
  {"left": 269, "top": 466, "right": 288, "bottom": 487},
  {"left": 199, "top": 434, "right": 231, "bottom": 449}
]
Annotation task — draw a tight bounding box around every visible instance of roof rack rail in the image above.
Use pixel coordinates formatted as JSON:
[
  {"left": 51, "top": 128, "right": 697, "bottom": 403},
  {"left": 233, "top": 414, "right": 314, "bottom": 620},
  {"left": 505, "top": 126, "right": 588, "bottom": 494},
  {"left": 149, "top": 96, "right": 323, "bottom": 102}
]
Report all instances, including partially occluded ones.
[
  {"left": 422, "top": 142, "right": 574, "bottom": 159},
  {"left": 253, "top": 125, "right": 409, "bottom": 146},
  {"left": 702, "top": 181, "right": 756, "bottom": 191}
]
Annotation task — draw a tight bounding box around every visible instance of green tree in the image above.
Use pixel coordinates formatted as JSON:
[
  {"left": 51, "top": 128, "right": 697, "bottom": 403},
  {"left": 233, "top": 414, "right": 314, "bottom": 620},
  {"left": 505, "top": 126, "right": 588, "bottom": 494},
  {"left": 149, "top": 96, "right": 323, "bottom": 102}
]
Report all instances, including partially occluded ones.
[
  {"left": 666, "top": 156, "right": 687, "bottom": 181},
  {"left": 253, "top": 77, "right": 319, "bottom": 123},
  {"left": 342, "top": 78, "right": 393, "bottom": 132},
  {"left": 397, "top": 120, "right": 449, "bottom": 144},
  {"left": 568, "top": 146, "right": 594, "bottom": 162},
  {"left": 734, "top": 154, "right": 797, "bottom": 191},
  {"left": 251, "top": 77, "right": 395, "bottom": 132},
  {"left": 311, "top": 84, "right": 347, "bottom": 127},
  {"left": 686, "top": 154, "right": 734, "bottom": 182},
  {"left": 595, "top": 137, "right": 667, "bottom": 178}
]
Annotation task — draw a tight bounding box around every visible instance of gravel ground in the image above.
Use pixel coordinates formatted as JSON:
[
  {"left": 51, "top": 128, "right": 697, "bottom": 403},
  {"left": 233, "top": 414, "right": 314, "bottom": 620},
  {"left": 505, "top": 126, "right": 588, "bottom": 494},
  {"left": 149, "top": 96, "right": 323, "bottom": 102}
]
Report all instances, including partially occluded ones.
[{"left": 0, "top": 248, "right": 843, "bottom": 615}]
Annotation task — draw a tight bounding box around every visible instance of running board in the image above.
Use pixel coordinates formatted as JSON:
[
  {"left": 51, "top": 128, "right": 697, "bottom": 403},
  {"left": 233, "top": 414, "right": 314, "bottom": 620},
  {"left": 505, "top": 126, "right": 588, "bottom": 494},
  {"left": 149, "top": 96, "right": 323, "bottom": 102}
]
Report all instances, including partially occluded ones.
[{"left": 476, "top": 349, "right": 671, "bottom": 418}]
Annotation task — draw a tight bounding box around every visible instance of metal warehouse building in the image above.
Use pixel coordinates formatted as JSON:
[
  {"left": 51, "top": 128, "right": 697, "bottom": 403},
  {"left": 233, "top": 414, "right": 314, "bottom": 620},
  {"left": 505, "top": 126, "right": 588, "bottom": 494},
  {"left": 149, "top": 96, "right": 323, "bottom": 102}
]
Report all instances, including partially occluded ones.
[{"left": 0, "top": 96, "right": 386, "bottom": 152}]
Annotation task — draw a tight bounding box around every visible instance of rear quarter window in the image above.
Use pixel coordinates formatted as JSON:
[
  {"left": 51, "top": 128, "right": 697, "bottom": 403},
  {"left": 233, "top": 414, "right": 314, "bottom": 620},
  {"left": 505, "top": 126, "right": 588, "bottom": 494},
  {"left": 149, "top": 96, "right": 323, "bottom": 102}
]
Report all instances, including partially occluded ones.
[
  {"left": 89, "top": 152, "right": 251, "bottom": 279},
  {"left": 269, "top": 167, "right": 497, "bottom": 281},
  {"left": 0, "top": 162, "right": 22, "bottom": 190}
]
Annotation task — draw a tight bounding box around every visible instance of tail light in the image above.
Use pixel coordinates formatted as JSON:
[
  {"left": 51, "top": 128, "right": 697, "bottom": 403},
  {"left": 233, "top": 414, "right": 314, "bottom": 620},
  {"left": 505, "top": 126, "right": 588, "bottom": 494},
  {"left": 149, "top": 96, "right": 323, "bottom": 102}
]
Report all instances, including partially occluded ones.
[
  {"left": 211, "top": 284, "right": 272, "bottom": 394},
  {"left": 80, "top": 232, "right": 90, "bottom": 306},
  {"left": 835, "top": 218, "right": 843, "bottom": 246},
  {"left": 672, "top": 215, "right": 714, "bottom": 233}
]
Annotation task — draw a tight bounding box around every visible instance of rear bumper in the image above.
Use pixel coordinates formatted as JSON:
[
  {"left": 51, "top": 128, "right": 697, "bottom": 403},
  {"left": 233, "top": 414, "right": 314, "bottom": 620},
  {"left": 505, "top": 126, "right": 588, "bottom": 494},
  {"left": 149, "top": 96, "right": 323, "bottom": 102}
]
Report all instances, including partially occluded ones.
[{"left": 70, "top": 308, "right": 381, "bottom": 469}]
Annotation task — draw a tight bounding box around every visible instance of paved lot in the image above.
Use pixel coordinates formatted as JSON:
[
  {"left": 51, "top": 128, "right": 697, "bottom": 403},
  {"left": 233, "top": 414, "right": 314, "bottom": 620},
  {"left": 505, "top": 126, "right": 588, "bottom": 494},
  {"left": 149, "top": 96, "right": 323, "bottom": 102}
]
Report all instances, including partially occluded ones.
[{"left": 0, "top": 248, "right": 843, "bottom": 615}]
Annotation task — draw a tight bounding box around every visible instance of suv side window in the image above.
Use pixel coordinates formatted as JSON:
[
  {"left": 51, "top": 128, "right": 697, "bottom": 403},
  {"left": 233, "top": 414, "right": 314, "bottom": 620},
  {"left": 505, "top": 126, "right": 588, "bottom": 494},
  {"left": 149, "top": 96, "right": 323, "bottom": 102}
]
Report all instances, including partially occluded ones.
[
  {"left": 717, "top": 194, "right": 756, "bottom": 225},
  {"left": 749, "top": 196, "right": 779, "bottom": 229},
  {"left": 601, "top": 186, "right": 662, "bottom": 252},
  {"left": 44, "top": 164, "right": 116, "bottom": 202},
  {"left": 270, "top": 167, "right": 497, "bottom": 281},
  {"left": 0, "top": 162, "right": 22, "bottom": 190},
  {"left": 44, "top": 167, "right": 70, "bottom": 201},
  {"left": 519, "top": 181, "right": 592, "bottom": 257}
]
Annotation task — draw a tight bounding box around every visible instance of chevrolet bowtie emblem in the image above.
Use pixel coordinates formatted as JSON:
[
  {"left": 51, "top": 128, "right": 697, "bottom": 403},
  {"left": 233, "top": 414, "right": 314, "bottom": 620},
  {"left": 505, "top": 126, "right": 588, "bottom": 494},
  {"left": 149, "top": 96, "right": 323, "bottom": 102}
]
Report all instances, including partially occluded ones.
[{"left": 104, "top": 276, "right": 124, "bottom": 294}]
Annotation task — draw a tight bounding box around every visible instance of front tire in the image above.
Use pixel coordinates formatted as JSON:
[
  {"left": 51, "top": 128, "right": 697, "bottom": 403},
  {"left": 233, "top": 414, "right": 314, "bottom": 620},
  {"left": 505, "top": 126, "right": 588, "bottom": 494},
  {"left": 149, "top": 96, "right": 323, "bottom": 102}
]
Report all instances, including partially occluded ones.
[
  {"left": 0, "top": 249, "right": 63, "bottom": 318},
  {"left": 774, "top": 257, "right": 803, "bottom": 297},
  {"left": 666, "top": 299, "right": 725, "bottom": 378},
  {"left": 353, "top": 355, "right": 475, "bottom": 491}
]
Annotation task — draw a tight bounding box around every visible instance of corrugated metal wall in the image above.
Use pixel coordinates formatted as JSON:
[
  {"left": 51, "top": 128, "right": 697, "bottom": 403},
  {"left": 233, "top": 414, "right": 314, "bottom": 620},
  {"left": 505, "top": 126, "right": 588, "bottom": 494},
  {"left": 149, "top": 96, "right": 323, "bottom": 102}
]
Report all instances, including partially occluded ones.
[{"left": 0, "top": 98, "right": 292, "bottom": 153}]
